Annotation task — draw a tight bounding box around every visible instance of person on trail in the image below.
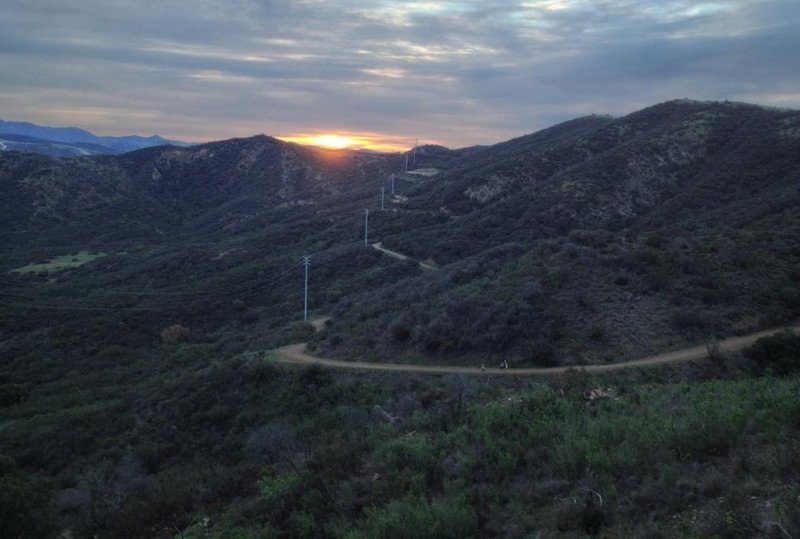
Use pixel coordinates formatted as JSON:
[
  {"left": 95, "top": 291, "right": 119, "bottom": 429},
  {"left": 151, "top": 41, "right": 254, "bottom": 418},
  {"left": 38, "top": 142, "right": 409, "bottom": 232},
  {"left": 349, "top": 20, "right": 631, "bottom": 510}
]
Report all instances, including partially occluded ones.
[
  {"left": 502, "top": 360, "right": 509, "bottom": 369},
  {"left": 481, "top": 364, "right": 486, "bottom": 372}
]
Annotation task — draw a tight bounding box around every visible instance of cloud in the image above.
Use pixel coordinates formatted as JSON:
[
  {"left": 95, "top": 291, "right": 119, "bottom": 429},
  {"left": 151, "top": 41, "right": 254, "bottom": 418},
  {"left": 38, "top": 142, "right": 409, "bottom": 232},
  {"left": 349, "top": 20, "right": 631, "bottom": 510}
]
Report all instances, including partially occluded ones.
[{"left": 0, "top": 0, "right": 798, "bottom": 147}]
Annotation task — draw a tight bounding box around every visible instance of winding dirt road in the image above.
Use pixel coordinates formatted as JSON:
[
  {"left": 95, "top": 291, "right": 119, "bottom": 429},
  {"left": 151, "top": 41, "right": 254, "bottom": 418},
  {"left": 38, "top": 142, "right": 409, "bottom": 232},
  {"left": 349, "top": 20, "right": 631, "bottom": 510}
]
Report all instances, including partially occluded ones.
[
  {"left": 274, "top": 322, "right": 800, "bottom": 375},
  {"left": 371, "top": 242, "right": 438, "bottom": 271}
]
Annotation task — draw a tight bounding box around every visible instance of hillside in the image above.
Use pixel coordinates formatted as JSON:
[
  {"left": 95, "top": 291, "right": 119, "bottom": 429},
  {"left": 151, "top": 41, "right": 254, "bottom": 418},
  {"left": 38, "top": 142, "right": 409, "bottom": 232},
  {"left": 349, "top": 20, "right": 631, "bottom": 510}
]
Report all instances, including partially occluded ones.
[
  {"left": 0, "top": 135, "right": 412, "bottom": 369},
  {"left": 0, "top": 135, "right": 393, "bottom": 244},
  {"left": 322, "top": 100, "right": 800, "bottom": 365},
  {"left": 1, "top": 100, "right": 799, "bottom": 368}
]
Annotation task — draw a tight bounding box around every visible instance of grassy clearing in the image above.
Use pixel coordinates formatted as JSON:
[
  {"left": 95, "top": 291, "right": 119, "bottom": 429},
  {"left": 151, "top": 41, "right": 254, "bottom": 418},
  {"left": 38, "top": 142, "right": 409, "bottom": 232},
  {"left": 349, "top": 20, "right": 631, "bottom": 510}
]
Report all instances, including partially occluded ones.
[{"left": 10, "top": 251, "right": 107, "bottom": 274}]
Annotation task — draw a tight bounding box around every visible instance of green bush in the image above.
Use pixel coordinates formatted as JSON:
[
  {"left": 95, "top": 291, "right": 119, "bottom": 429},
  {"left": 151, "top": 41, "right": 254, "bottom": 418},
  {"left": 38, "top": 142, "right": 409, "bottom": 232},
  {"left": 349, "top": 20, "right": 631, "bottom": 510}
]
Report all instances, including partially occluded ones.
[
  {"left": 343, "top": 494, "right": 477, "bottom": 539},
  {"left": 0, "top": 384, "right": 28, "bottom": 407},
  {"left": 260, "top": 471, "right": 304, "bottom": 511}
]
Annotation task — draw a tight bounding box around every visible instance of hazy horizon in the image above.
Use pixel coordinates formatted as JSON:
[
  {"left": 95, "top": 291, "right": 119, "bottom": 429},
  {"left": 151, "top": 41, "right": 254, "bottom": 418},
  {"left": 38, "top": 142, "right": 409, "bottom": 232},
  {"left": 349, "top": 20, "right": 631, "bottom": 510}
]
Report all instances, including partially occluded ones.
[{"left": 2, "top": 1, "right": 799, "bottom": 150}]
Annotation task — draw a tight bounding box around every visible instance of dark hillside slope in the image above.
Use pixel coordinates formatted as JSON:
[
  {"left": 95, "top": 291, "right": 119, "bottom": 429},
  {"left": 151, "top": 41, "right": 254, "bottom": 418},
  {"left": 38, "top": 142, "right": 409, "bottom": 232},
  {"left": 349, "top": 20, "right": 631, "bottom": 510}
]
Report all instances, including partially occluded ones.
[
  {"left": 0, "top": 135, "right": 411, "bottom": 370},
  {"left": 382, "top": 100, "right": 800, "bottom": 263},
  {"left": 324, "top": 100, "right": 800, "bottom": 365}
]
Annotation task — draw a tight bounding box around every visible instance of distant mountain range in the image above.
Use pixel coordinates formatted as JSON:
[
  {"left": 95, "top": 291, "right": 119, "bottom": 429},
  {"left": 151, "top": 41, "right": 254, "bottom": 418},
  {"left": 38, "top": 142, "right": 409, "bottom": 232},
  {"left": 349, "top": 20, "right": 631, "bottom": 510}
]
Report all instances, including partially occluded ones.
[{"left": 0, "top": 119, "right": 187, "bottom": 157}]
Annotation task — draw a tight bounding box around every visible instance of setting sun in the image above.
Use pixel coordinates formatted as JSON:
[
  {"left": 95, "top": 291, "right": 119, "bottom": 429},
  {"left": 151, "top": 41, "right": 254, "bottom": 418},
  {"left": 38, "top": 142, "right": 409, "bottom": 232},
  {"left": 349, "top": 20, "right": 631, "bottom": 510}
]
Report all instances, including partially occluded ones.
[
  {"left": 310, "top": 134, "right": 356, "bottom": 149},
  {"left": 277, "top": 132, "right": 413, "bottom": 153}
]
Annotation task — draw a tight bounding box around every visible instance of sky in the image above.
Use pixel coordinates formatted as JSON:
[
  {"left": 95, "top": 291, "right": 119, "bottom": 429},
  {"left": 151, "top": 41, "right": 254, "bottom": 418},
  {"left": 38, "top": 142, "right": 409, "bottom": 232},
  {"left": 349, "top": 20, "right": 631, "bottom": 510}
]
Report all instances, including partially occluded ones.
[{"left": 1, "top": 0, "right": 799, "bottom": 151}]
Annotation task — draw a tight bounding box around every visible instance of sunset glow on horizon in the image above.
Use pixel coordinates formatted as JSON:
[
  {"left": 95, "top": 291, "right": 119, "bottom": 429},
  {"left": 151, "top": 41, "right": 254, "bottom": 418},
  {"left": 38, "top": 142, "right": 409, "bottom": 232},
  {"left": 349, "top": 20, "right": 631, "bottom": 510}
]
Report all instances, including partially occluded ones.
[
  {"left": 277, "top": 132, "right": 414, "bottom": 153},
  {"left": 3, "top": 1, "right": 796, "bottom": 148}
]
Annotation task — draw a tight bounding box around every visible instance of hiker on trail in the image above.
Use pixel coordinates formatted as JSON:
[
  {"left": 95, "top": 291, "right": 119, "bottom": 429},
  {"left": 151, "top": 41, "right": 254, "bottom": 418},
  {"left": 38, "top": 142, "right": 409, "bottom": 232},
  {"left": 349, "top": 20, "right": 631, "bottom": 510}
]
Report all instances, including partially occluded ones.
[
  {"left": 502, "top": 360, "right": 509, "bottom": 369},
  {"left": 481, "top": 364, "right": 486, "bottom": 372}
]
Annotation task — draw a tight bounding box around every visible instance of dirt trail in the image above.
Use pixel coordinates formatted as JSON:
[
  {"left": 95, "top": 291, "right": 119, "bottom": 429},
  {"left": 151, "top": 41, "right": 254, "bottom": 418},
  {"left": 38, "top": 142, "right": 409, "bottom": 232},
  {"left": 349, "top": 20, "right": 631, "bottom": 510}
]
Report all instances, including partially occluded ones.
[
  {"left": 371, "top": 242, "right": 438, "bottom": 271},
  {"left": 274, "top": 323, "right": 800, "bottom": 375}
]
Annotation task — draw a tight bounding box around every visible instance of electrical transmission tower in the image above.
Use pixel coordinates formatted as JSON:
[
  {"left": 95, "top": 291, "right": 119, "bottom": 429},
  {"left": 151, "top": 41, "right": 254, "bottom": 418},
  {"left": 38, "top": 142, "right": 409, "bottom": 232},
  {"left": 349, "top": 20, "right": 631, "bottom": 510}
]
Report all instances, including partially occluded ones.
[{"left": 302, "top": 255, "right": 311, "bottom": 322}]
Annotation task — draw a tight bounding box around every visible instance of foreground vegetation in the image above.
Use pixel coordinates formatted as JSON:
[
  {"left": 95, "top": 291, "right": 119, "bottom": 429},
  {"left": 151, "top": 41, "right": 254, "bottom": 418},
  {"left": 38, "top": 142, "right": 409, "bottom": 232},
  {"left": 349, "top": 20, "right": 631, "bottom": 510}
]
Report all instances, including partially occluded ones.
[{"left": 2, "top": 331, "right": 799, "bottom": 538}]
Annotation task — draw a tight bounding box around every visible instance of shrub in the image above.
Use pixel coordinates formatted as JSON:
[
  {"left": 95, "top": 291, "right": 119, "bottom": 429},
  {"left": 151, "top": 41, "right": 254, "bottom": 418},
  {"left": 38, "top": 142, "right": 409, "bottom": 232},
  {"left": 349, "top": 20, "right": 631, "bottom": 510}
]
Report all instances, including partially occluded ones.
[
  {"left": 526, "top": 338, "right": 558, "bottom": 366},
  {"left": 613, "top": 274, "right": 629, "bottom": 286},
  {"left": 550, "top": 368, "right": 590, "bottom": 397},
  {"left": 706, "top": 341, "right": 726, "bottom": 365},
  {"left": 389, "top": 315, "right": 413, "bottom": 342},
  {"left": 645, "top": 232, "right": 667, "bottom": 248},
  {"left": 0, "top": 384, "right": 28, "bottom": 408},
  {"left": 672, "top": 310, "right": 712, "bottom": 331},
  {"left": 343, "top": 494, "right": 477, "bottom": 539},
  {"left": 554, "top": 489, "right": 605, "bottom": 535},
  {"left": 260, "top": 472, "right": 304, "bottom": 511},
  {"left": 646, "top": 268, "right": 671, "bottom": 290},
  {"left": 635, "top": 249, "right": 663, "bottom": 267},
  {"left": 589, "top": 324, "right": 607, "bottom": 342},
  {"left": 744, "top": 331, "right": 800, "bottom": 375},
  {"left": 0, "top": 456, "right": 57, "bottom": 538},
  {"left": 568, "top": 229, "right": 614, "bottom": 248}
]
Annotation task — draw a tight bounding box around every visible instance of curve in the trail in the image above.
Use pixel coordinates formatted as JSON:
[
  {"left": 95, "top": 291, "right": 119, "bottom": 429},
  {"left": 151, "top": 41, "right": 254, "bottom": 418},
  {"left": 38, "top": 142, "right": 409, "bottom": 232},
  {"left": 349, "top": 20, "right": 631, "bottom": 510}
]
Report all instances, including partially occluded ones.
[
  {"left": 274, "top": 322, "right": 800, "bottom": 375},
  {"left": 371, "top": 242, "right": 438, "bottom": 271}
]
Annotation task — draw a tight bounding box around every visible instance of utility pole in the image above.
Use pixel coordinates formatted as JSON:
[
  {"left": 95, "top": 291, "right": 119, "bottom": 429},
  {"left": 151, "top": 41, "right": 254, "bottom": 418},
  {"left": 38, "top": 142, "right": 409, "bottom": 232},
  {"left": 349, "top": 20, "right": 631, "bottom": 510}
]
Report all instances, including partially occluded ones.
[
  {"left": 364, "top": 209, "right": 369, "bottom": 247},
  {"left": 391, "top": 173, "right": 395, "bottom": 195},
  {"left": 302, "top": 255, "right": 311, "bottom": 322},
  {"left": 381, "top": 187, "right": 385, "bottom": 210}
]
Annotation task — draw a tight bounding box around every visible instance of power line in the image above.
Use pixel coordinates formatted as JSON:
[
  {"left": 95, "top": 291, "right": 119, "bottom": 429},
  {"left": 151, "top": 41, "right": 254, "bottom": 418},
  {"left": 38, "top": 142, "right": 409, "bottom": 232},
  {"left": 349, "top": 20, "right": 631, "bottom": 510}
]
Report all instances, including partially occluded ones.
[
  {"left": 364, "top": 209, "right": 369, "bottom": 247},
  {"left": 302, "top": 255, "right": 311, "bottom": 322}
]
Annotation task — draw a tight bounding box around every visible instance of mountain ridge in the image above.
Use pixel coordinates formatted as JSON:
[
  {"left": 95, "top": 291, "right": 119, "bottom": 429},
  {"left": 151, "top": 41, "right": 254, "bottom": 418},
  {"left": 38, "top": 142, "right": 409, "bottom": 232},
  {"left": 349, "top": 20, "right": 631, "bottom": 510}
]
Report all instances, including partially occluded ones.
[
  {"left": 0, "top": 118, "right": 188, "bottom": 154},
  {"left": 1, "top": 98, "right": 798, "bottom": 367}
]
